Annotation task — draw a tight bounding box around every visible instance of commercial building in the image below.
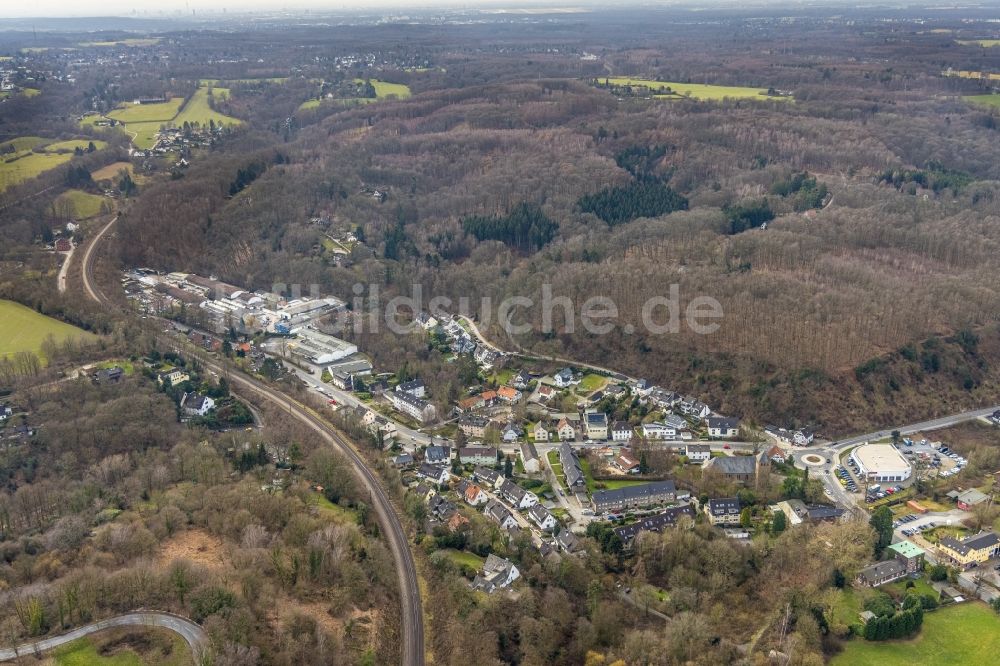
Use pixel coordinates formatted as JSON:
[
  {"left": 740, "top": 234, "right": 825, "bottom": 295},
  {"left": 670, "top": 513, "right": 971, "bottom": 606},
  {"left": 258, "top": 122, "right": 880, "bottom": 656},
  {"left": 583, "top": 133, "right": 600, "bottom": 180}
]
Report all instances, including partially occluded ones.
[
  {"left": 287, "top": 327, "right": 358, "bottom": 365},
  {"left": 849, "top": 444, "right": 912, "bottom": 483},
  {"left": 887, "top": 541, "right": 926, "bottom": 574},
  {"left": 937, "top": 531, "right": 1000, "bottom": 569}
]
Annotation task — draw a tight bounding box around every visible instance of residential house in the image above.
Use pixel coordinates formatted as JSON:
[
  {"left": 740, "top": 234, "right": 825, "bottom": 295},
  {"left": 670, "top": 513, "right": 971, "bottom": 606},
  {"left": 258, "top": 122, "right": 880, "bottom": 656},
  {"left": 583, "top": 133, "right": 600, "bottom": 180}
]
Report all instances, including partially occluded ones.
[
  {"left": 553, "top": 367, "right": 575, "bottom": 388},
  {"left": 773, "top": 499, "right": 846, "bottom": 526},
  {"left": 330, "top": 371, "right": 354, "bottom": 391},
  {"left": 528, "top": 504, "right": 558, "bottom": 531},
  {"left": 474, "top": 466, "right": 502, "bottom": 489},
  {"left": 474, "top": 346, "right": 500, "bottom": 368},
  {"left": 471, "top": 554, "right": 520, "bottom": 593},
  {"left": 0, "top": 404, "right": 11, "bottom": 421},
  {"left": 706, "top": 416, "right": 740, "bottom": 439},
  {"left": 457, "top": 396, "right": 485, "bottom": 413},
  {"left": 705, "top": 498, "right": 742, "bottom": 526},
  {"left": 556, "top": 530, "right": 582, "bottom": 553},
  {"left": 424, "top": 446, "right": 451, "bottom": 465},
  {"left": 512, "top": 370, "right": 532, "bottom": 390},
  {"left": 499, "top": 478, "right": 539, "bottom": 509},
  {"left": 501, "top": 423, "right": 524, "bottom": 443},
  {"left": 497, "top": 386, "right": 521, "bottom": 403},
  {"left": 415, "top": 312, "right": 438, "bottom": 330},
  {"left": 793, "top": 428, "right": 816, "bottom": 446},
  {"left": 520, "top": 442, "right": 540, "bottom": 474},
  {"left": 428, "top": 494, "right": 457, "bottom": 521},
  {"left": 181, "top": 392, "right": 215, "bottom": 417},
  {"left": 642, "top": 422, "right": 676, "bottom": 441},
  {"left": 387, "top": 390, "right": 436, "bottom": 424},
  {"left": 412, "top": 482, "right": 435, "bottom": 502},
  {"left": 613, "top": 504, "right": 696, "bottom": 545},
  {"left": 459, "top": 415, "right": 490, "bottom": 438},
  {"left": 460, "top": 447, "right": 498, "bottom": 466},
  {"left": 611, "top": 421, "right": 633, "bottom": 442},
  {"left": 685, "top": 444, "right": 711, "bottom": 462},
  {"left": 681, "top": 398, "right": 711, "bottom": 420},
  {"left": 702, "top": 452, "right": 770, "bottom": 485},
  {"left": 532, "top": 422, "right": 550, "bottom": 442},
  {"left": 663, "top": 414, "right": 688, "bottom": 431},
  {"left": 612, "top": 451, "right": 641, "bottom": 474},
  {"left": 535, "top": 385, "right": 556, "bottom": 402},
  {"left": 592, "top": 481, "right": 677, "bottom": 513},
  {"left": 856, "top": 560, "right": 907, "bottom": 587},
  {"left": 157, "top": 368, "right": 190, "bottom": 386},
  {"left": 557, "top": 418, "right": 577, "bottom": 441},
  {"left": 396, "top": 379, "right": 426, "bottom": 398},
  {"left": 484, "top": 500, "right": 519, "bottom": 531},
  {"left": 417, "top": 463, "right": 450, "bottom": 486},
  {"left": 937, "top": 531, "right": 1000, "bottom": 569},
  {"left": 585, "top": 412, "right": 609, "bottom": 440},
  {"left": 887, "top": 541, "right": 926, "bottom": 574},
  {"left": 463, "top": 483, "right": 488, "bottom": 506},
  {"left": 480, "top": 390, "right": 498, "bottom": 406},
  {"left": 559, "top": 442, "right": 585, "bottom": 489},
  {"left": 393, "top": 453, "right": 414, "bottom": 467},
  {"left": 94, "top": 366, "right": 124, "bottom": 384},
  {"left": 767, "top": 446, "right": 786, "bottom": 464}
]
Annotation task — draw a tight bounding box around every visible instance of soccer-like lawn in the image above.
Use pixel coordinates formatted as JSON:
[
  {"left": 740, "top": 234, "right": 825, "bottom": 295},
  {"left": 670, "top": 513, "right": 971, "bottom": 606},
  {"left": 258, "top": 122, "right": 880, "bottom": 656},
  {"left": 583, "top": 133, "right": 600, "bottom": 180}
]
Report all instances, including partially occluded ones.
[
  {"left": 601, "top": 77, "right": 789, "bottom": 102},
  {"left": 54, "top": 189, "right": 109, "bottom": 218},
  {"left": 0, "top": 299, "right": 97, "bottom": 362},
  {"left": 831, "top": 602, "right": 1000, "bottom": 666},
  {"left": 965, "top": 94, "right": 1000, "bottom": 108}
]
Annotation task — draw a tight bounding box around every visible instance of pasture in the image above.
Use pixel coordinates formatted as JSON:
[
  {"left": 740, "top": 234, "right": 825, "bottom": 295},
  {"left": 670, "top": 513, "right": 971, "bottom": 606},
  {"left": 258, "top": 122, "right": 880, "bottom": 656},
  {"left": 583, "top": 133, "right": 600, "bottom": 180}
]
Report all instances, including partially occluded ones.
[
  {"left": 91, "top": 161, "right": 135, "bottom": 182},
  {"left": 54, "top": 189, "right": 109, "bottom": 218},
  {"left": 0, "top": 299, "right": 96, "bottom": 362},
  {"left": 45, "top": 139, "right": 107, "bottom": 153},
  {"left": 965, "top": 94, "right": 1000, "bottom": 108},
  {"left": 107, "top": 97, "right": 185, "bottom": 123},
  {"left": 830, "top": 602, "right": 1000, "bottom": 666},
  {"left": 0, "top": 152, "right": 73, "bottom": 191},
  {"left": 299, "top": 78, "right": 412, "bottom": 110},
  {"left": 174, "top": 86, "right": 241, "bottom": 128},
  {"left": 957, "top": 39, "right": 1000, "bottom": 47},
  {"left": 600, "top": 77, "right": 789, "bottom": 101}
]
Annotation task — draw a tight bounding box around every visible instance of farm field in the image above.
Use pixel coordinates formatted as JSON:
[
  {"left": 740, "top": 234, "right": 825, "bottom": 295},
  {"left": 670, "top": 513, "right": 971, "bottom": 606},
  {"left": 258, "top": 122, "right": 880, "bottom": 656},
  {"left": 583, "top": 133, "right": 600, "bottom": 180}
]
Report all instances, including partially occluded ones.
[
  {"left": 54, "top": 189, "right": 109, "bottom": 218},
  {"left": 0, "top": 136, "right": 47, "bottom": 152},
  {"left": 52, "top": 626, "right": 191, "bottom": 666},
  {"left": 830, "top": 602, "right": 1000, "bottom": 666},
  {"left": 46, "top": 139, "right": 107, "bottom": 153},
  {"left": 965, "top": 94, "right": 1000, "bottom": 108},
  {"left": 0, "top": 300, "right": 96, "bottom": 362},
  {"left": 957, "top": 39, "right": 1000, "bottom": 47},
  {"left": 600, "top": 77, "right": 788, "bottom": 101},
  {"left": 944, "top": 70, "right": 1000, "bottom": 80},
  {"left": 101, "top": 86, "right": 241, "bottom": 149}
]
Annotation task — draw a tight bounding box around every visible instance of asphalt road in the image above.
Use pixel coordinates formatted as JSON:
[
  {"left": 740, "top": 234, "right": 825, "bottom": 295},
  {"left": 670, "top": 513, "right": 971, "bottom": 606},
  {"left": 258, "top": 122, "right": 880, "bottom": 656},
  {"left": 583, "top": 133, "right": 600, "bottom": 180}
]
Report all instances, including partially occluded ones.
[
  {"left": 81, "top": 221, "right": 425, "bottom": 666},
  {"left": 0, "top": 611, "right": 207, "bottom": 662}
]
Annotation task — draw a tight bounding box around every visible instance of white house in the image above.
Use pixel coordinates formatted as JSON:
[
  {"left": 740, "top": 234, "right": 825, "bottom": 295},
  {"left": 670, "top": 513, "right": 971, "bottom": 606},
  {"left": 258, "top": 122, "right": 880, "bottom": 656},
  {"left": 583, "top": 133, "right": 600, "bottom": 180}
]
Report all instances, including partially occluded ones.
[
  {"left": 528, "top": 504, "right": 558, "bottom": 531},
  {"left": 553, "top": 368, "right": 575, "bottom": 388},
  {"left": 499, "top": 478, "right": 539, "bottom": 509},
  {"left": 472, "top": 554, "right": 520, "bottom": 593},
  {"left": 181, "top": 392, "right": 215, "bottom": 417},
  {"left": 463, "top": 483, "right": 488, "bottom": 506},
  {"left": 520, "top": 442, "right": 540, "bottom": 474},
  {"left": 417, "top": 463, "right": 450, "bottom": 485},
  {"left": 611, "top": 421, "right": 633, "bottom": 442},
  {"left": 642, "top": 422, "right": 676, "bottom": 440},
  {"left": 706, "top": 417, "right": 740, "bottom": 439},
  {"left": 484, "top": 500, "right": 519, "bottom": 530},
  {"left": 685, "top": 443, "right": 711, "bottom": 463},
  {"left": 532, "top": 422, "right": 550, "bottom": 442}
]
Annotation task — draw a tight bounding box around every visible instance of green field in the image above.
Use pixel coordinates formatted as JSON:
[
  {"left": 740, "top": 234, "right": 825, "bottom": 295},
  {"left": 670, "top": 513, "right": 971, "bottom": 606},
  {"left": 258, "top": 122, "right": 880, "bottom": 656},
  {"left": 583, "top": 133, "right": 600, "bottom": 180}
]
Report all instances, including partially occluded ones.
[
  {"left": 45, "top": 139, "right": 107, "bottom": 153},
  {"left": 174, "top": 86, "right": 241, "bottom": 128},
  {"left": 80, "top": 38, "right": 161, "bottom": 47},
  {"left": 965, "top": 94, "right": 1000, "bottom": 108},
  {"left": 831, "top": 602, "right": 1000, "bottom": 665},
  {"left": 437, "top": 548, "right": 485, "bottom": 570},
  {"left": 0, "top": 152, "right": 74, "bottom": 191},
  {"left": 107, "top": 98, "right": 185, "bottom": 123},
  {"left": 958, "top": 39, "right": 1000, "bottom": 47},
  {"left": 201, "top": 77, "right": 289, "bottom": 86},
  {"left": 54, "top": 189, "right": 109, "bottom": 218},
  {"left": 0, "top": 300, "right": 96, "bottom": 361},
  {"left": 1, "top": 136, "right": 47, "bottom": 152},
  {"left": 600, "top": 77, "right": 789, "bottom": 102},
  {"left": 299, "top": 78, "right": 412, "bottom": 110},
  {"left": 577, "top": 373, "right": 607, "bottom": 393}
]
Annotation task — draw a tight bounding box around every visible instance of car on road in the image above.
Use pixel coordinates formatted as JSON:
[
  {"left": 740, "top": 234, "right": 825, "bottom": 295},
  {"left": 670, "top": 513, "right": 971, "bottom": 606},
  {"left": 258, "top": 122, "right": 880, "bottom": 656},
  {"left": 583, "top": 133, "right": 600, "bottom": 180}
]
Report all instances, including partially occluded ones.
[{"left": 723, "top": 444, "right": 731, "bottom": 449}]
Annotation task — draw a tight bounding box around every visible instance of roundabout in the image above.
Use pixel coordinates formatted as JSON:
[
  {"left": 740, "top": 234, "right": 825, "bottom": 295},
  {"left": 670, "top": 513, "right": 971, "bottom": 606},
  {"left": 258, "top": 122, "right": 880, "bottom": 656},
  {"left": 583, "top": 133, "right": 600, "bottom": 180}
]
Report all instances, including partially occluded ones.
[{"left": 801, "top": 453, "right": 826, "bottom": 466}]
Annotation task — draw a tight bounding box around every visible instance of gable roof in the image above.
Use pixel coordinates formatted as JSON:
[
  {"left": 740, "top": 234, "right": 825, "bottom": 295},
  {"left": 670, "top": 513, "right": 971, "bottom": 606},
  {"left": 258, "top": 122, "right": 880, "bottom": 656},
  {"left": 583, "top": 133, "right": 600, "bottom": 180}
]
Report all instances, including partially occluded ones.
[
  {"left": 613, "top": 504, "right": 696, "bottom": 542},
  {"left": 593, "top": 480, "right": 676, "bottom": 507}
]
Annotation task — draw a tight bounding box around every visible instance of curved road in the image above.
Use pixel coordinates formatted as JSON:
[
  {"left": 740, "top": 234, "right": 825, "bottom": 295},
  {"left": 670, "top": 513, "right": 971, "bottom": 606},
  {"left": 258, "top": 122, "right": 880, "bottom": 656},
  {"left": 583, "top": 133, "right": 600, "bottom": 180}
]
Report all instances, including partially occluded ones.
[
  {"left": 80, "top": 218, "right": 425, "bottom": 666},
  {"left": 0, "top": 612, "right": 206, "bottom": 662}
]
